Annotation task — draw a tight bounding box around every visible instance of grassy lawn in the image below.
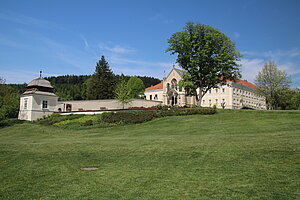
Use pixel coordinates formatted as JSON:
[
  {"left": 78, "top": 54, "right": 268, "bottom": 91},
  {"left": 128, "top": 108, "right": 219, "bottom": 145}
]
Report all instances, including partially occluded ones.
[{"left": 0, "top": 110, "right": 299, "bottom": 199}]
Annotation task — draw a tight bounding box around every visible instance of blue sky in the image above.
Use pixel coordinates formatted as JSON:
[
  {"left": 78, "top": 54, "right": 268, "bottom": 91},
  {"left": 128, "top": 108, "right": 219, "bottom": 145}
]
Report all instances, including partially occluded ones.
[{"left": 0, "top": 0, "right": 300, "bottom": 87}]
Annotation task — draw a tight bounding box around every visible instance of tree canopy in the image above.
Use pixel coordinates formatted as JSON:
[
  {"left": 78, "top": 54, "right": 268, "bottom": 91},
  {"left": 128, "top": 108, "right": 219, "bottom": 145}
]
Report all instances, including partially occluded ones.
[
  {"left": 166, "top": 22, "right": 242, "bottom": 105},
  {"left": 86, "top": 56, "right": 116, "bottom": 100},
  {"left": 255, "top": 61, "right": 291, "bottom": 109},
  {"left": 127, "top": 76, "right": 145, "bottom": 98},
  {"left": 0, "top": 78, "right": 20, "bottom": 120}
]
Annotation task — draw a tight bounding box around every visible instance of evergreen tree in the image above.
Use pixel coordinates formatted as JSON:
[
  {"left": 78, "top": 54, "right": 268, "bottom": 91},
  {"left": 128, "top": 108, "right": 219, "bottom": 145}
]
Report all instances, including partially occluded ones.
[{"left": 86, "top": 56, "right": 116, "bottom": 100}]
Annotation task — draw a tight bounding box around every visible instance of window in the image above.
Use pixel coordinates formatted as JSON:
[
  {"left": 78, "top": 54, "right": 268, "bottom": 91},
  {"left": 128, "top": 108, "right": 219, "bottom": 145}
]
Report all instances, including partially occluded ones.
[
  {"left": 150, "top": 95, "right": 152, "bottom": 100},
  {"left": 215, "top": 99, "right": 218, "bottom": 104},
  {"left": 209, "top": 90, "right": 212, "bottom": 94},
  {"left": 154, "top": 94, "right": 158, "bottom": 100},
  {"left": 222, "top": 88, "right": 225, "bottom": 93},
  {"left": 209, "top": 99, "right": 212, "bottom": 104},
  {"left": 222, "top": 98, "right": 225, "bottom": 103},
  {"left": 24, "top": 98, "right": 28, "bottom": 109},
  {"left": 42, "top": 100, "right": 48, "bottom": 109},
  {"left": 202, "top": 99, "right": 205, "bottom": 104},
  {"left": 215, "top": 89, "right": 218, "bottom": 93}
]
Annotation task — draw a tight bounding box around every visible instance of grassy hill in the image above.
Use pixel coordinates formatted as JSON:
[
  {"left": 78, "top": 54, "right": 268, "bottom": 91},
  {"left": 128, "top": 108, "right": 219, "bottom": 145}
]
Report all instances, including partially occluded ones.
[{"left": 0, "top": 110, "right": 299, "bottom": 199}]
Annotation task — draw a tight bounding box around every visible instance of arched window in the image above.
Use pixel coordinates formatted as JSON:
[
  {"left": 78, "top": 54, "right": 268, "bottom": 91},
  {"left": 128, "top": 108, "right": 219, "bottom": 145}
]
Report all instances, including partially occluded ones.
[{"left": 171, "top": 79, "right": 177, "bottom": 90}]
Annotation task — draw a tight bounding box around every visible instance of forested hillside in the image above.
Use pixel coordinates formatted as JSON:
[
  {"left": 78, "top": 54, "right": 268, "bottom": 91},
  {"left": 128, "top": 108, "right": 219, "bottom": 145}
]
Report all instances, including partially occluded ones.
[{"left": 9, "top": 74, "right": 161, "bottom": 101}]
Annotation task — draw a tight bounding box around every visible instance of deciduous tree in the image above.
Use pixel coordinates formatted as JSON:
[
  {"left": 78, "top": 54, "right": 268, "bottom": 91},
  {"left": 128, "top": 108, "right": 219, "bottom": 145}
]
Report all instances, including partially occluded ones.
[
  {"left": 166, "top": 22, "right": 241, "bottom": 106},
  {"left": 255, "top": 61, "right": 291, "bottom": 109},
  {"left": 127, "top": 76, "right": 145, "bottom": 98},
  {"left": 115, "top": 78, "right": 132, "bottom": 109}
]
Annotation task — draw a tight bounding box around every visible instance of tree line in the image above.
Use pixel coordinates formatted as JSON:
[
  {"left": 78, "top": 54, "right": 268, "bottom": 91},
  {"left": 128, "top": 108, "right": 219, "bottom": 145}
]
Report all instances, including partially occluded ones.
[{"left": 0, "top": 56, "right": 160, "bottom": 120}]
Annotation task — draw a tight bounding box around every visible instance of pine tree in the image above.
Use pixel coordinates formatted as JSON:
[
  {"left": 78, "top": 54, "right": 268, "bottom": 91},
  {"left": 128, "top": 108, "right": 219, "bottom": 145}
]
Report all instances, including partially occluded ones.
[{"left": 86, "top": 56, "right": 116, "bottom": 100}]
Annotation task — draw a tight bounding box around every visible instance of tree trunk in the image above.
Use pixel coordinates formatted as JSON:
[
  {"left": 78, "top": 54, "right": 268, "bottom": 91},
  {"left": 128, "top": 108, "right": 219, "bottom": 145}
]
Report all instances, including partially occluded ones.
[{"left": 197, "top": 88, "right": 203, "bottom": 107}]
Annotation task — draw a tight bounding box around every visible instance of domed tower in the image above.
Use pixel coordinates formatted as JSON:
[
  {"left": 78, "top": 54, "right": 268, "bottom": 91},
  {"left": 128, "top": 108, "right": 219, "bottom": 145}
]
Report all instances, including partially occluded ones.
[{"left": 18, "top": 77, "right": 58, "bottom": 121}]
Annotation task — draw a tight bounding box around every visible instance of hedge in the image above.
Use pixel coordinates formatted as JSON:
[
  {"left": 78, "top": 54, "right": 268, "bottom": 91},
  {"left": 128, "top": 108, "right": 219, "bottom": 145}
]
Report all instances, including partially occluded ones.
[{"left": 100, "top": 108, "right": 216, "bottom": 124}]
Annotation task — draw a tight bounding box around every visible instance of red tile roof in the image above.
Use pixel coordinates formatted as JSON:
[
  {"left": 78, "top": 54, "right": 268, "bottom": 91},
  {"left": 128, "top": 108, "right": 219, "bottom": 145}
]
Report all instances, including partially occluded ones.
[
  {"left": 144, "top": 80, "right": 256, "bottom": 91},
  {"left": 232, "top": 79, "right": 256, "bottom": 89},
  {"left": 145, "top": 82, "right": 163, "bottom": 91}
]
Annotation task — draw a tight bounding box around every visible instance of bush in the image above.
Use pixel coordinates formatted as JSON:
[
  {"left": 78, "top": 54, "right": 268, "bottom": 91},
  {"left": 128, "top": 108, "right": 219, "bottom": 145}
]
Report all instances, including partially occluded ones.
[
  {"left": 101, "top": 111, "right": 157, "bottom": 124},
  {"left": 0, "top": 118, "right": 25, "bottom": 128},
  {"left": 100, "top": 108, "right": 216, "bottom": 125}
]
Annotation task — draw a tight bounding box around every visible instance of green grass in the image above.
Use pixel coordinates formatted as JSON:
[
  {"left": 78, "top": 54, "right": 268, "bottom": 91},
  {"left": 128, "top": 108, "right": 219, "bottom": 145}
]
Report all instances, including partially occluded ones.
[{"left": 0, "top": 110, "right": 299, "bottom": 199}]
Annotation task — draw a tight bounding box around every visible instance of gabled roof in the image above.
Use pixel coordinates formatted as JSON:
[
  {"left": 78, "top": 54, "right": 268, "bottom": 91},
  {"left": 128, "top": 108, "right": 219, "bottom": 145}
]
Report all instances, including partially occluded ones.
[
  {"left": 166, "top": 68, "right": 185, "bottom": 79},
  {"left": 145, "top": 82, "right": 163, "bottom": 91}
]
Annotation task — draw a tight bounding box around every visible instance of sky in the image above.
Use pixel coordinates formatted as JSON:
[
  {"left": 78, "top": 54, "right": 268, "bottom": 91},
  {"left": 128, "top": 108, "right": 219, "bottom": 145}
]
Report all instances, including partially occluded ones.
[{"left": 0, "top": 0, "right": 300, "bottom": 87}]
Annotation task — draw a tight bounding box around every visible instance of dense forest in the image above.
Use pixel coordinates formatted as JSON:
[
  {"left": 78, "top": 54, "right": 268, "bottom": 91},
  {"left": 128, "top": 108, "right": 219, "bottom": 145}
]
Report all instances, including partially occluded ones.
[
  {"left": 45, "top": 74, "right": 160, "bottom": 100},
  {"left": 8, "top": 74, "right": 161, "bottom": 101}
]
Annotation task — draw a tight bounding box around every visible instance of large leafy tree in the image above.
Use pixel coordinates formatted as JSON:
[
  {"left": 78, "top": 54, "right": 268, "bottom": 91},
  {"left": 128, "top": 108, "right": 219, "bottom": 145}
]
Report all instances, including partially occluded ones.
[
  {"left": 255, "top": 61, "right": 291, "bottom": 110},
  {"left": 127, "top": 76, "right": 145, "bottom": 98},
  {"left": 86, "top": 56, "right": 116, "bottom": 100},
  {"left": 0, "top": 78, "right": 20, "bottom": 120},
  {"left": 166, "top": 22, "right": 242, "bottom": 105}
]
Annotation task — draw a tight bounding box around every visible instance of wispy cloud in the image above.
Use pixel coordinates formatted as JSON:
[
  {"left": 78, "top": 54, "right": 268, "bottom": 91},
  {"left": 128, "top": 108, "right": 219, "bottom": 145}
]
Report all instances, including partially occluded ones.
[
  {"left": 240, "top": 48, "right": 300, "bottom": 87},
  {"left": 242, "top": 48, "right": 300, "bottom": 58},
  {"left": 99, "top": 44, "right": 135, "bottom": 54},
  {"left": 0, "top": 34, "right": 28, "bottom": 48},
  {"left": 80, "top": 34, "right": 89, "bottom": 49},
  {"left": 0, "top": 11, "right": 62, "bottom": 30},
  {"left": 0, "top": 69, "right": 58, "bottom": 84},
  {"left": 149, "top": 13, "right": 174, "bottom": 24}
]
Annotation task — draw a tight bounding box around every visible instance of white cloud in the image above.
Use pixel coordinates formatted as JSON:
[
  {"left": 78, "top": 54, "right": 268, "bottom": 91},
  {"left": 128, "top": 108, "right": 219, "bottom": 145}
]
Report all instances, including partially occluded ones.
[
  {"left": 239, "top": 58, "right": 265, "bottom": 82},
  {"left": 149, "top": 13, "right": 173, "bottom": 24},
  {"left": 99, "top": 44, "right": 135, "bottom": 54},
  {"left": 0, "top": 69, "right": 57, "bottom": 84},
  {"left": 0, "top": 11, "right": 62, "bottom": 30},
  {"left": 80, "top": 34, "right": 89, "bottom": 49},
  {"left": 0, "top": 34, "right": 28, "bottom": 49}
]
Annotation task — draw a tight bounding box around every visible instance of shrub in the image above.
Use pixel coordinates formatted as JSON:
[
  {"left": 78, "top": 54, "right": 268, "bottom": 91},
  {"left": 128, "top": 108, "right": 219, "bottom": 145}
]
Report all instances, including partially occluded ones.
[
  {"left": 100, "top": 108, "right": 216, "bottom": 125},
  {"left": 0, "top": 118, "right": 25, "bottom": 128}
]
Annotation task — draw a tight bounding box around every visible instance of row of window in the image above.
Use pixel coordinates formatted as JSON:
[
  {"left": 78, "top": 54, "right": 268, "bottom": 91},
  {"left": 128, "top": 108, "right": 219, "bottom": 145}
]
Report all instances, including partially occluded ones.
[
  {"left": 203, "top": 98, "right": 226, "bottom": 105},
  {"left": 208, "top": 88, "right": 226, "bottom": 94},
  {"left": 23, "top": 98, "right": 48, "bottom": 109}
]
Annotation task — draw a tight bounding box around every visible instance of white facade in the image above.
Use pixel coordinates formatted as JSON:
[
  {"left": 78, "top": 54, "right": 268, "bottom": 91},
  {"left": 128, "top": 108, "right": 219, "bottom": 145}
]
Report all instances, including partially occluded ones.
[
  {"left": 144, "top": 68, "right": 266, "bottom": 109},
  {"left": 19, "top": 93, "right": 58, "bottom": 121},
  {"left": 18, "top": 78, "right": 59, "bottom": 121}
]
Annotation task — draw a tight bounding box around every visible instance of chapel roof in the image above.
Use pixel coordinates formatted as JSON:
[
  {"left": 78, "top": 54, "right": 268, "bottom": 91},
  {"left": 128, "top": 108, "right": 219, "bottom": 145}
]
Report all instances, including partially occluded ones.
[
  {"left": 27, "top": 78, "right": 53, "bottom": 89},
  {"left": 145, "top": 82, "right": 163, "bottom": 91}
]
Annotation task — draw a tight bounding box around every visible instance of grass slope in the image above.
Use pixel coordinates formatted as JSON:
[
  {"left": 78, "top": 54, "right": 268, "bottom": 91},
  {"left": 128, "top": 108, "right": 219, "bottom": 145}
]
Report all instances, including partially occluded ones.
[{"left": 0, "top": 110, "right": 299, "bottom": 199}]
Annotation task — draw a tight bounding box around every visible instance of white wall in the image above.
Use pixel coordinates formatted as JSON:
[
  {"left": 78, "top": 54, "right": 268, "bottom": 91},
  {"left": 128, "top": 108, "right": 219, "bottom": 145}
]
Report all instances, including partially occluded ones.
[{"left": 18, "top": 94, "right": 58, "bottom": 121}]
